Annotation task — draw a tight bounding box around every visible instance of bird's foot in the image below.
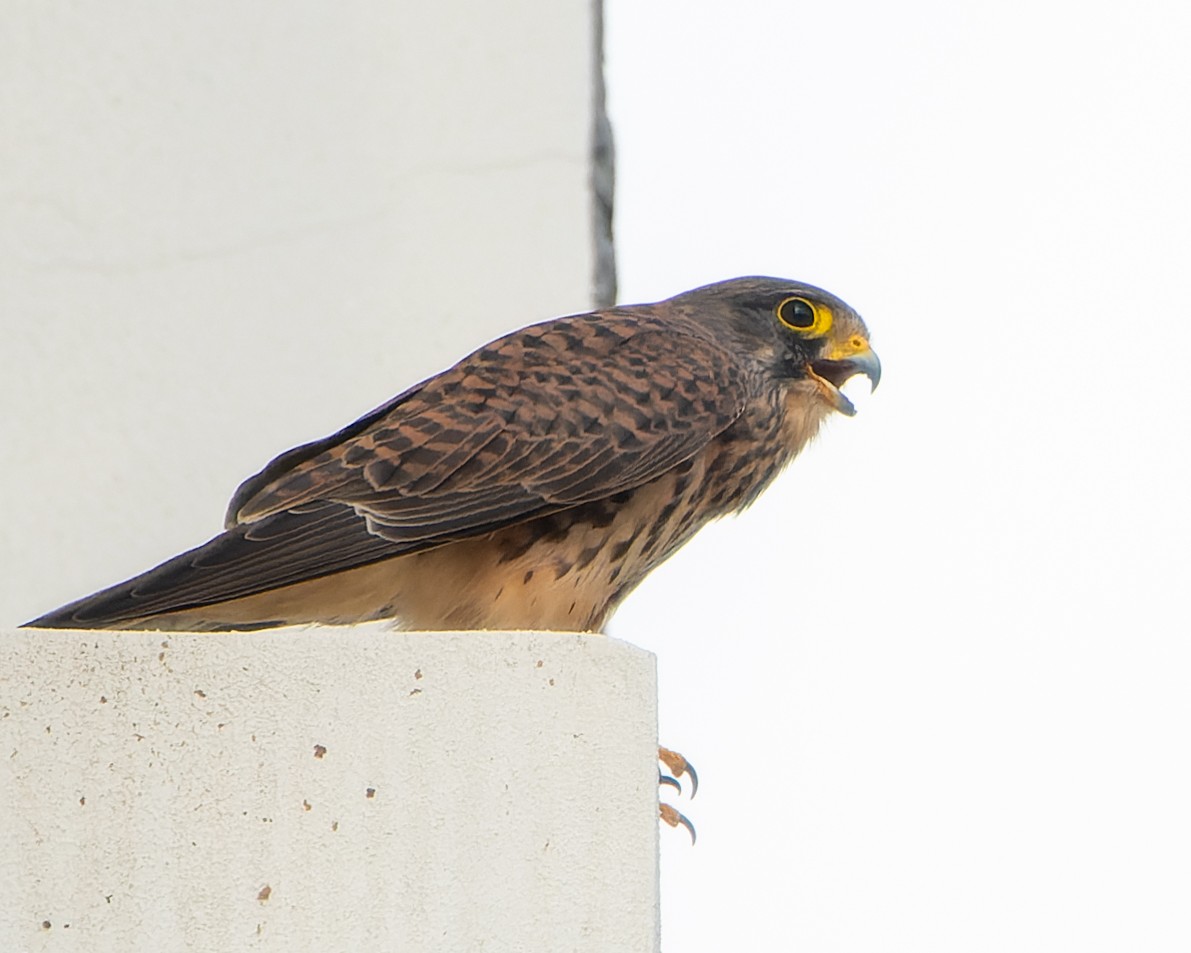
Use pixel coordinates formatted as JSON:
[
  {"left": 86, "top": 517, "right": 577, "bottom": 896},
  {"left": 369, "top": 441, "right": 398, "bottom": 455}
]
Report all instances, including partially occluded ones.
[
  {"left": 658, "top": 746, "right": 698, "bottom": 797},
  {"left": 659, "top": 802, "right": 697, "bottom": 844},
  {"left": 658, "top": 746, "right": 697, "bottom": 844}
]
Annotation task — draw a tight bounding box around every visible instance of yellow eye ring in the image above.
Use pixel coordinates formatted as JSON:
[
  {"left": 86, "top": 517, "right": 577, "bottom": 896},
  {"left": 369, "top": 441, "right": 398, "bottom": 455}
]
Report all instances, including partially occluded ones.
[{"left": 776, "top": 296, "right": 832, "bottom": 337}]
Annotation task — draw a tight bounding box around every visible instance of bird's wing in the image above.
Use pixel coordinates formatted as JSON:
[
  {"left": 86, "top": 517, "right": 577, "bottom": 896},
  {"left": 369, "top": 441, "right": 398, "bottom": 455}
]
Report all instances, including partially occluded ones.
[
  {"left": 27, "top": 310, "right": 752, "bottom": 627},
  {"left": 231, "top": 311, "right": 752, "bottom": 543}
]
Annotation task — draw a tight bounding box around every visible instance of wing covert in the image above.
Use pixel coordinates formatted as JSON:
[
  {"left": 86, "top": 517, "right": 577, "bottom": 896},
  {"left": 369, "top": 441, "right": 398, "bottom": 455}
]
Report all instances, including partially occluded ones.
[{"left": 232, "top": 312, "right": 754, "bottom": 549}]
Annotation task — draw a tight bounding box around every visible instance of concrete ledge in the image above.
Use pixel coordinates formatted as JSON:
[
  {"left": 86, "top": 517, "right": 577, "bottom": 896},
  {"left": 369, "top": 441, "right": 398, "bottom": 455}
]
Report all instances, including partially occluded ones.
[{"left": 0, "top": 628, "right": 659, "bottom": 952}]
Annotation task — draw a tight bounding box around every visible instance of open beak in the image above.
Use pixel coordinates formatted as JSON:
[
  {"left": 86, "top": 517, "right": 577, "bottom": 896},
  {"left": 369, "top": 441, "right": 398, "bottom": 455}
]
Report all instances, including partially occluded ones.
[{"left": 808, "top": 346, "right": 881, "bottom": 416}]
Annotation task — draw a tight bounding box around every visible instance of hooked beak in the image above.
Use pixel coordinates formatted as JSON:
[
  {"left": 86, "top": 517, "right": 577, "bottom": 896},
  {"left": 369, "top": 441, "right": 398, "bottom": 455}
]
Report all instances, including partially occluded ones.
[{"left": 808, "top": 346, "right": 881, "bottom": 417}]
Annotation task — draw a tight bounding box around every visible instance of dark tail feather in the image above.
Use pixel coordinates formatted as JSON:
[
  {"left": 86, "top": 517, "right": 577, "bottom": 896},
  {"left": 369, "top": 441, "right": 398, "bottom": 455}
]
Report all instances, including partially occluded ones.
[{"left": 23, "top": 503, "right": 404, "bottom": 629}]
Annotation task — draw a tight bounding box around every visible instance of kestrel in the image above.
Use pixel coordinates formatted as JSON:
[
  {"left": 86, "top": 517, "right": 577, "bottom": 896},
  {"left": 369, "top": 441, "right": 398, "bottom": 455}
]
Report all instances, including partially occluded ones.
[{"left": 26, "top": 276, "right": 880, "bottom": 633}]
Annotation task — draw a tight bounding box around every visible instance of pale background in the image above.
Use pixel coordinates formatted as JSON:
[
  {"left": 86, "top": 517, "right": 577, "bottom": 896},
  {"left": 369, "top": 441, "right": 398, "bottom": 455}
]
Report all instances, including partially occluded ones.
[
  {"left": 3, "top": 1, "right": 1190, "bottom": 950},
  {"left": 605, "top": 1, "right": 1191, "bottom": 950}
]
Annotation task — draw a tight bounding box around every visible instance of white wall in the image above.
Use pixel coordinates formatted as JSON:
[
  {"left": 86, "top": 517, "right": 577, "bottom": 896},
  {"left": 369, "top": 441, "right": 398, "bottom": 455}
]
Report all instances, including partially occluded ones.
[
  {"left": 0, "top": 1, "right": 603, "bottom": 626},
  {"left": 0, "top": 6, "right": 661, "bottom": 950},
  {"left": 0, "top": 628, "right": 660, "bottom": 951}
]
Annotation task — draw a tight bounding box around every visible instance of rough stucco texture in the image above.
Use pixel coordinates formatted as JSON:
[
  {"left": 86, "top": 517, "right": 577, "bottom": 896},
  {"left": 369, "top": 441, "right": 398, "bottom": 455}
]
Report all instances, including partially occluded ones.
[{"left": 0, "top": 628, "right": 659, "bottom": 952}]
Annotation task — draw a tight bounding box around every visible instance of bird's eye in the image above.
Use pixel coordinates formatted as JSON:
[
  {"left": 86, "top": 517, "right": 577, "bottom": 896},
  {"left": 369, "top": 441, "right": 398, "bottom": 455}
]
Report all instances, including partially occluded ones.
[{"left": 776, "top": 296, "right": 832, "bottom": 337}]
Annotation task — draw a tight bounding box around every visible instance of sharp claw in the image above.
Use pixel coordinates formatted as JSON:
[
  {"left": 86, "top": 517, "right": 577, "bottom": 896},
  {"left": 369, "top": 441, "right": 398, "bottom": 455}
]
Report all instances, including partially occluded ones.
[
  {"left": 659, "top": 773, "right": 682, "bottom": 794},
  {"left": 659, "top": 803, "right": 697, "bottom": 845},
  {"left": 658, "top": 747, "right": 698, "bottom": 799}
]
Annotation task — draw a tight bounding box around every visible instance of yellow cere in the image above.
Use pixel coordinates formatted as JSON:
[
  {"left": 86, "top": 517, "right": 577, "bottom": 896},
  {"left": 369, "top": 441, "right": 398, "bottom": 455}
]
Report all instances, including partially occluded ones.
[{"left": 825, "top": 334, "right": 872, "bottom": 362}]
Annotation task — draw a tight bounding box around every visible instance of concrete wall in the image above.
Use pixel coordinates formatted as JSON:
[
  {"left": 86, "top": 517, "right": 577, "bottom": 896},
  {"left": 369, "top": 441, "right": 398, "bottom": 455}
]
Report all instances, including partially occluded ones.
[
  {"left": 0, "top": 0, "right": 609, "bottom": 628},
  {"left": 0, "top": 628, "right": 660, "bottom": 951},
  {"left": 0, "top": 4, "right": 656, "bottom": 951}
]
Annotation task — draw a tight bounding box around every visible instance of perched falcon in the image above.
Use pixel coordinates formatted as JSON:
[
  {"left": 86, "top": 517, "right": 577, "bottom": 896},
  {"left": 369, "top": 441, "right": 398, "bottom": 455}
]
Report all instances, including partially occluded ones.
[{"left": 26, "top": 277, "right": 880, "bottom": 632}]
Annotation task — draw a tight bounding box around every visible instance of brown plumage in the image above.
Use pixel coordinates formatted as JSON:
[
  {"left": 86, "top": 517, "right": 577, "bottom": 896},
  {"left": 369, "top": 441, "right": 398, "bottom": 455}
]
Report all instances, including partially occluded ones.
[{"left": 25, "top": 276, "right": 880, "bottom": 632}]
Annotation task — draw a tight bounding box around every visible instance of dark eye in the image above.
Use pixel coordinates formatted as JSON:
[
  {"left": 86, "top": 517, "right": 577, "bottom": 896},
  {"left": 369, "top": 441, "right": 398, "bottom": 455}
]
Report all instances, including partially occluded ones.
[{"left": 776, "top": 296, "right": 816, "bottom": 330}]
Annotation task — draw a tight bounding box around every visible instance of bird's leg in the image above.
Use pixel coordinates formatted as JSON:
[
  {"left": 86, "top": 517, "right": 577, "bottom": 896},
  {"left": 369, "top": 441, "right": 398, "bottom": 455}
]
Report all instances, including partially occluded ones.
[{"left": 658, "top": 746, "right": 697, "bottom": 843}]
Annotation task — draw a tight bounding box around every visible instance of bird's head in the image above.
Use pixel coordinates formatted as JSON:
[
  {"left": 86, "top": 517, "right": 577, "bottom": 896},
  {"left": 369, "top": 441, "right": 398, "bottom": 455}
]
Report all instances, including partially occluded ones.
[{"left": 672, "top": 276, "right": 881, "bottom": 416}]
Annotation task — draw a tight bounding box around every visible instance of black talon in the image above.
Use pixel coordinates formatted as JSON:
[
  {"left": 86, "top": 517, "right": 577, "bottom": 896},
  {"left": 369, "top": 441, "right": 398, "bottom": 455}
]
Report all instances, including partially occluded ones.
[
  {"left": 659, "top": 803, "right": 697, "bottom": 845},
  {"left": 674, "top": 810, "right": 697, "bottom": 845},
  {"left": 658, "top": 747, "right": 698, "bottom": 799},
  {"left": 659, "top": 773, "right": 682, "bottom": 794}
]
